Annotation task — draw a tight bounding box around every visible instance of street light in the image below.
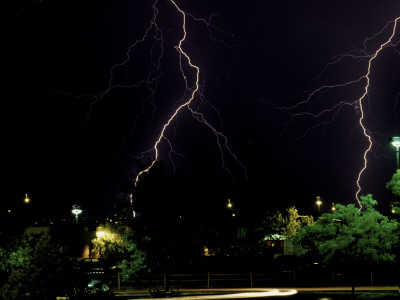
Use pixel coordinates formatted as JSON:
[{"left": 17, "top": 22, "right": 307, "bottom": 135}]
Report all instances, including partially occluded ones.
[
  {"left": 72, "top": 204, "right": 82, "bottom": 225},
  {"left": 390, "top": 137, "right": 400, "bottom": 170},
  {"left": 227, "top": 199, "right": 235, "bottom": 216},
  {"left": 316, "top": 196, "right": 322, "bottom": 216}
]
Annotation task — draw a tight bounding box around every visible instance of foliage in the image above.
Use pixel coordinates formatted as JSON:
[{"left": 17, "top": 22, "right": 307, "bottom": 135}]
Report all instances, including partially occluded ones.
[
  {"left": 390, "top": 201, "right": 400, "bottom": 215},
  {"left": 120, "top": 231, "right": 146, "bottom": 279},
  {"left": 386, "top": 170, "right": 400, "bottom": 215},
  {"left": 0, "top": 233, "right": 73, "bottom": 300},
  {"left": 130, "top": 218, "right": 207, "bottom": 273},
  {"left": 91, "top": 222, "right": 146, "bottom": 278},
  {"left": 265, "top": 206, "right": 314, "bottom": 240},
  {"left": 386, "top": 169, "right": 400, "bottom": 197},
  {"left": 92, "top": 222, "right": 125, "bottom": 261},
  {"left": 230, "top": 226, "right": 269, "bottom": 256},
  {"left": 293, "top": 194, "right": 399, "bottom": 267}
]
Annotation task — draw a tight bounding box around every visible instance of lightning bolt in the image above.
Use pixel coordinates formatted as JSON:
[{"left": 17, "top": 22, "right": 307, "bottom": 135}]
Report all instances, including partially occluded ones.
[
  {"left": 134, "top": 0, "right": 245, "bottom": 187},
  {"left": 60, "top": 0, "right": 247, "bottom": 215},
  {"left": 130, "top": 0, "right": 247, "bottom": 215},
  {"left": 270, "top": 16, "right": 400, "bottom": 208},
  {"left": 355, "top": 16, "right": 400, "bottom": 206},
  {"left": 132, "top": 0, "right": 247, "bottom": 192},
  {"left": 133, "top": 0, "right": 199, "bottom": 188}
]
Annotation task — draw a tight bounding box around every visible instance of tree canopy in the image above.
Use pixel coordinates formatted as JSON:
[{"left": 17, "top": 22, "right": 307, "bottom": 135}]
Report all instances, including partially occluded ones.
[
  {"left": 265, "top": 206, "right": 314, "bottom": 240},
  {"left": 387, "top": 169, "right": 400, "bottom": 215},
  {"left": 386, "top": 169, "right": 400, "bottom": 197},
  {"left": 0, "top": 233, "right": 73, "bottom": 300},
  {"left": 293, "top": 194, "right": 399, "bottom": 267},
  {"left": 91, "top": 222, "right": 146, "bottom": 278}
]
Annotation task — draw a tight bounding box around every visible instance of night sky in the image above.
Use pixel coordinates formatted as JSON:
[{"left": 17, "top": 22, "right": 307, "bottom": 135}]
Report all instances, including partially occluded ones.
[{"left": 4, "top": 0, "right": 400, "bottom": 219}]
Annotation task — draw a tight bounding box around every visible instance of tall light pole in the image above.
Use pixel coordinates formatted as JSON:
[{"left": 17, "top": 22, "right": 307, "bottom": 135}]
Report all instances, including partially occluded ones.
[
  {"left": 316, "top": 196, "right": 322, "bottom": 216},
  {"left": 227, "top": 199, "right": 232, "bottom": 208},
  {"left": 390, "top": 137, "right": 400, "bottom": 170},
  {"left": 227, "top": 199, "right": 235, "bottom": 217},
  {"left": 72, "top": 204, "right": 82, "bottom": 225}
]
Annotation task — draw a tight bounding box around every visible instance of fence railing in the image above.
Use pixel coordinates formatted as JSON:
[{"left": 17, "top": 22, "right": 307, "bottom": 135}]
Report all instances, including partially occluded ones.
[
  {"left": 116, "top": 269, "right": 400, "bottom": 290},
  {"left": 117, "top": 272, "right": 278, "bottom": 290}
]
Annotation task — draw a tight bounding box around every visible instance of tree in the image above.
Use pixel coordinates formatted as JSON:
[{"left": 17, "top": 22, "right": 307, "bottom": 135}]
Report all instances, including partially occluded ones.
[
  {"left": 387, "top": 169, "right": 400, "bottom": 197},
  {"left": 387, "top": 170, "right": 400, "bottom": 215},
  {"left": 293, "top": 195, "right": 399, "bottom": 291},
  {"left": 91, "top": 222, "right": 146, "bottom": 278},
  {"left": 120, "top": 231, "right": 147, "bottom": 280},
  {"left": 266, "top": 206, "right": 314, "bottom": 240},
  {"left": 294, "top": 195, "right": 398, "bottom": 264},
  {"left": 92, "top": 222, "right": 125, "bottom": 262},
  {"left": 0, "top": 233, "right": 73, "bottom": 300}
]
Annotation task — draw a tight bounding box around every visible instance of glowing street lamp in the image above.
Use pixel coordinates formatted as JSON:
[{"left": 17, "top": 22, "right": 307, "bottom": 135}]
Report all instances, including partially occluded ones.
[
  {"left": 227, "top": 199, "right": 233, "bottom": 208},
  {"left": 316, "top": 196, "right": 322, "bottom": 216},
  {"left": 72, "top": 204, "right": 83, "bottom": 225},
  {"left": 226, "top": 199, "right": 236, "bottom": 217},
  {"left": 390, "top": 137, "right": 400, "bottom": 170}
]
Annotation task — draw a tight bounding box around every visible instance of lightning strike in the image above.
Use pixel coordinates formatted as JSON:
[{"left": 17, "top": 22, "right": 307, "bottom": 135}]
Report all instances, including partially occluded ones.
[
  {"left": 133, "top": 0, "right": 247, "bottom": 187},
  {"left": 65, "top": 0, "right": 246, "bottom": 215},
  {"left": 355, "top": 17, "right": 400, "bottom": 206},
  {"left": 133, "top": 0, "right": 200, "bottom": 187},
  {"left": 272, "top": 16, "right": 400, "bottom": 208}
]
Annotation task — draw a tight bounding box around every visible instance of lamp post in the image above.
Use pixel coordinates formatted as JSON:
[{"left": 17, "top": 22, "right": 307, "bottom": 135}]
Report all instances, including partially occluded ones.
[
  {"left": 72, "top": 204, "right": 82, "bottom": 225},
  {"left": 390, "top": 137, "right": 400, "bottom": 170},
  {"left": 227, "top": 199, "right": 235, "bottom": 217},
  {"left": 227, "top": 199, "right": 232, "bottom": 208},
  {"left": 316, "top": 196, "right": 322, "bottom": 216}
]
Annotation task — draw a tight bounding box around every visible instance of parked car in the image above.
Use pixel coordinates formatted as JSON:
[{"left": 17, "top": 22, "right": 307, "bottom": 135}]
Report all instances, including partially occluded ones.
[{"left": 69, "top": 275, "right": 114, "bottom": 298}]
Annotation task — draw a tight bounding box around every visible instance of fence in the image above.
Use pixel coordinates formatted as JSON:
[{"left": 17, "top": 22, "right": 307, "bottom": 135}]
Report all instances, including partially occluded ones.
[
  {"left": 117, "top": 272, "right": 278, "bottom": 290},
  {"left": 116, "top": 268, "right": 400, "bottom": 290}
]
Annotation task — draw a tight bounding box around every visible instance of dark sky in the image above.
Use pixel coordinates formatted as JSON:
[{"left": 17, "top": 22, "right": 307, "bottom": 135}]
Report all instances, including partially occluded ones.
[{"left": 4, "top": 0, "right": 400, "bottom": 219}]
